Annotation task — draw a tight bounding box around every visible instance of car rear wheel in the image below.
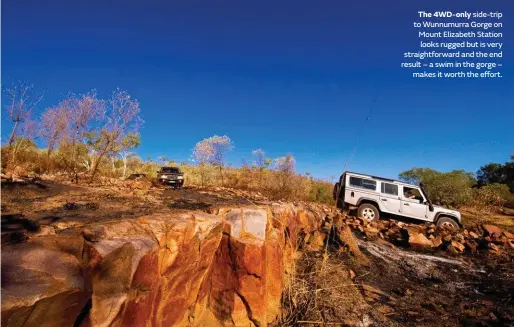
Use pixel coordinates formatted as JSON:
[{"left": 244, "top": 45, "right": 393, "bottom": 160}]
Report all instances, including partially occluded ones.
[
  {"left": 436, "top": 216, "right": 459, "bottom": 229},
  {"left": 333, "top": 182, "right": 340, "bottom": 200},
  {"left": 357, "top": 203, "right": 379, "bottom": 222}
]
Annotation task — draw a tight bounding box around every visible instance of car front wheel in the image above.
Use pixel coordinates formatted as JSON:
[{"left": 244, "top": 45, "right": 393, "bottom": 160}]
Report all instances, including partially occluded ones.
[
  {"left": 357, "top": 203, "right": 379, "bottom": 222},
  {"left": 436, "top": 216, "right": 459, "bottom": 229}
]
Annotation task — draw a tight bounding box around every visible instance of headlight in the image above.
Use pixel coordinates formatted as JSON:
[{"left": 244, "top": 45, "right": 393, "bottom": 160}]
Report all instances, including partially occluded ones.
[{"left": 177, "top": 176, "right": 184, "bottom": 180}]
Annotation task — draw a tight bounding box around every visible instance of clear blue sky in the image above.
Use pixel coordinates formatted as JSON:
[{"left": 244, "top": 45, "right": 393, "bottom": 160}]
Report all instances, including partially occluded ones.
[{"left": 2, "top": 0, "right": 513, "bottom": 181}]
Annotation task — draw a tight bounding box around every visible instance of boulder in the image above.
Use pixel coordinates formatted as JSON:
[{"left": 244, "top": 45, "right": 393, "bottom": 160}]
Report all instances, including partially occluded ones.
[
  {"left": 469, "top": 231, "right": 480, "bottom": 239},
  {"left": 482, "top": 225, "right": 502, "bottom": 238},
  {"left": 1, "top": 239, "right": 90, "bottom": 327},
  {"left": 408, "top": 232, "right": 433, "bottom": 249},
  {"left": 431, "top": 236, "right": 443, "bottom": 247},
  {"left": 503, "top": 231, "right": 514, "bottom": 239},
  {"left": 451, "top": 240, "right": 465, "bottom": 253}
]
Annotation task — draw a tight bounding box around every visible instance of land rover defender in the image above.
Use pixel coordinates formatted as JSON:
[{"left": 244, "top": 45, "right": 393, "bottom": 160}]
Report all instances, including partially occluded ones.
[{"left": 333, "top": 171, "right": 461, "bottom": 228}]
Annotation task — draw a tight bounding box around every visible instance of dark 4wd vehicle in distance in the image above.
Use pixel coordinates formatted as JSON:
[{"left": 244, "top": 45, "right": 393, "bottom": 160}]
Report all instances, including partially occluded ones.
[{"left": 157, "top": 167, "right": 184, "bottom": 188}]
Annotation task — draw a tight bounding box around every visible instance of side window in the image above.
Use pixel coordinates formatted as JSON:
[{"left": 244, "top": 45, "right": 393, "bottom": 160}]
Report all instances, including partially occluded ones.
[
  {"left": 381, "top": 182, "right": 398, "bottom": 196},
  {"left": 403, "top": 186, "right": 424, "bottom": 203},
  {"left": 349, "top": 176, "right": 376, "bottom": 190}
]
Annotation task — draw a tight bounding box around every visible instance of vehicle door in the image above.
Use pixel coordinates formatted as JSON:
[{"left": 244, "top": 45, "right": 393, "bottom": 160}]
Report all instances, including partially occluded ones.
[
  {"left": 379, "top": 182, "right": 401, "bottom": 214},
  {"left": 400, "top": 186, "right": 428, "bottom": 220}
]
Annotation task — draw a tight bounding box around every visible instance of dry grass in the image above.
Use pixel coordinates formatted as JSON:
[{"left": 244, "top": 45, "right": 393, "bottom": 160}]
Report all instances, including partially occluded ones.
[
  {"left": 279, "top": 250, "right": 394, "bottom": 327},
  {"left": 278, "top": 223, "right": 393, "bottom": 327}
]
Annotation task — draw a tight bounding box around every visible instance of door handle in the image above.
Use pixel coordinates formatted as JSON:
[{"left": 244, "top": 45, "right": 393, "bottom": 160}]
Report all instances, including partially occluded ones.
[
  {"left": 404, "top": 203, "right": 409, "bottom": 206},
  {"left": 381, "top": 199, "right": 387, "bottom": 201}
]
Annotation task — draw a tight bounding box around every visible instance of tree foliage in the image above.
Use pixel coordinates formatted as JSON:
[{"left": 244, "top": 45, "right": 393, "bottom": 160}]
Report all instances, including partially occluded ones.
[
  {"left": 399, "top": 168, "right": 475, "bottom": 207},
  {"left": 477, "top": 157, "right": 514, "bottom": 192}
]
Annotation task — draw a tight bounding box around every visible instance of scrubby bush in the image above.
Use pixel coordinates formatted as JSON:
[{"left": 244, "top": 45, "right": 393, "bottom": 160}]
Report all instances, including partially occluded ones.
[{"left": 471, "top": 183, "right": 511, "bottom": 215}]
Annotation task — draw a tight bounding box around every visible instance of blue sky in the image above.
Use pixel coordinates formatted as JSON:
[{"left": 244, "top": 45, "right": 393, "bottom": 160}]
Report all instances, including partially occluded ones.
[{"left": 2, "top": 0, "right": 513, "bottom": 181}]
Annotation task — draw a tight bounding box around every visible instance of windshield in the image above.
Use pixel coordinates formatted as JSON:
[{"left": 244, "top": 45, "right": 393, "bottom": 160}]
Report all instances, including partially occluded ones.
[{"left": 161, "top": 167, "right": 180, "bottom": 173}]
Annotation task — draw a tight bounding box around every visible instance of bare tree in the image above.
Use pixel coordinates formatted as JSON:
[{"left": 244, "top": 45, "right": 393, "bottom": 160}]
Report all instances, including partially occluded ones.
[
  {"left": 192, "top": 135, "right": 234, "bottom": 186},
  {"left": 157, "top": 155, "right": 169, "bottom": 166},
  {"left": 3, "top": 82, "right": 44, "bottom": 147},
  {"left": 252, "top": 148, "right": 271, "bottom": 187},
  {"left": 252, "top": 149, "right": 265, "bottom": 168},
  {"left": 59, "top": 91, "right": 105, "bottom": 182},
  {"left": 87, "top": 89, "right": 143, "bottom": 183},
  {"left": 41, "top": 104, "right": 68, "bottom": 156},
  {"left": 274, "top": 154, "right": 296, "bottom": 173}
]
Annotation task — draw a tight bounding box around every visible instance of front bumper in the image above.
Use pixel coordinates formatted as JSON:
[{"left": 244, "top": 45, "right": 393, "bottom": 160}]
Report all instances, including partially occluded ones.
[{"left": 159, "top": 179, "right": 184, "bottom": 185}]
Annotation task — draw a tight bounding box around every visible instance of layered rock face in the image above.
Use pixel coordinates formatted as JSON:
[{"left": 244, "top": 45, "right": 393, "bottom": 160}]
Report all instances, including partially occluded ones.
[{"left": 1, "top": 204, "right": 323, "bottom": 327}]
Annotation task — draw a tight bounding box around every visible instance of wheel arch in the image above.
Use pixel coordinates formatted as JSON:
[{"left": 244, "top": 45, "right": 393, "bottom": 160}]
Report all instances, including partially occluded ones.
[{"left": 356, "top": 198, "right": 381, "bottom": 211}]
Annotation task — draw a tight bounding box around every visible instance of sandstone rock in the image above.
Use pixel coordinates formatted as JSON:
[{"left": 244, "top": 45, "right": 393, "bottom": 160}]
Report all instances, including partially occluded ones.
[
  {"left": 1, "top": 242, "right": 90, "bottom": 327},
  {"left": 469, "top": 231, "right": 479, "bottom": 239},
  {"left": 488, "top": 243, "right": 501, "bottom": 255},
  {"left": 364, "top": 226, "right": 379, "bottom": 239},
  {"left": 466, "top": 241, "right": 478, "bottom": 253},
  {"left": 431, "top": 236, "right": 443, "bottom": 247},
  {"left": 408, "top": 232, "right": 433, "bottom": 249},
  {"left": 503, "top": 231, "right": 514, "bottom": 239},
  {"left": 451, "top": 241, "right": 465, "bottom": 253},
  {"left": 305, "top": 230, "right": 326, "bottom": 252},
  {"left": 483, "top": 224, "right": 502, "bottom": 238}
]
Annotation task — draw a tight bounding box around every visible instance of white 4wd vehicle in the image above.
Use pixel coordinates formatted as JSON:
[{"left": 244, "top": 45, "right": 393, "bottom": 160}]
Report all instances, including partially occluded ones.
[{"left": 333, "top": 171, "right": 461, "bottom": 228}]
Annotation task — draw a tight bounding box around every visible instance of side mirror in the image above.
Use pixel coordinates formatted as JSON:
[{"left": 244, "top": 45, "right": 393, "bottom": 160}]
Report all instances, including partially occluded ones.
[{"left": 429, "top": 204, "right": 434, "bottom": 212}]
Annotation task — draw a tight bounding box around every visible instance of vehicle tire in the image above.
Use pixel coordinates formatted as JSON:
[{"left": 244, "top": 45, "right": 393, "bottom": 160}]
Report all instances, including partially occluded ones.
[
  {"left": 333, "top": 182, "right": 340, "bottom": 200},
  {"left": 436, "top": 216, "right": 459, "bottom": 229},
  {"left": 357, "top": 203, "right": 380, "bottom": 222}
]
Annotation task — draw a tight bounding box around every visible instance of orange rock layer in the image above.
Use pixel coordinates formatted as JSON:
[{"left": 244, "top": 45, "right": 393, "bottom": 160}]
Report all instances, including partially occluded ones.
[{"left": 1, "top": 204, "right": 323, "bottom": 327}]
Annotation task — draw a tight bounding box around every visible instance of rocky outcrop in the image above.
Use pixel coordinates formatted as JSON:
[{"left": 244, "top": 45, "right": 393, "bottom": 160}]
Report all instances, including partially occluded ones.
[
  {"left": 1, "top": 203, "right": 324, "bottom": 327},
  {"left": 341, "top": 216, "right": 514, "bottom": 257},
  {"left": 1, "top": 234, "right": 90, "bottom": 327}
]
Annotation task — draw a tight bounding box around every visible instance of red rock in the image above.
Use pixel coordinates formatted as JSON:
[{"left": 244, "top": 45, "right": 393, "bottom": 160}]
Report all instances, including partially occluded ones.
[
  {"left": 2, "top": 203, "right": 318, "bottom": 327},
  {"left": 466, "top": 241, "right": 478, "bottom": 253},
  {"left": 408, "top": 232, "right": 433, "bottom": 249},
  {"left": 305, "top": 231, "right": 326, "bottom": 251},
  {"left": 1, "top": 240, "right": 90, "bottom": 327},
  {"left": 432, "top": 236, "right": 443, "bottom": 247},
  {"left": 469, "top": 231, "right": 479, "bottom": 239},
  {"left": 483, "top": 224, "right": 502, "bottom": 238},
  {"left": 503, "top": 231, "right": 514, "bottom": 239},
  {"left": 451, "top": 241, "right": 465, "bottom": 253}
]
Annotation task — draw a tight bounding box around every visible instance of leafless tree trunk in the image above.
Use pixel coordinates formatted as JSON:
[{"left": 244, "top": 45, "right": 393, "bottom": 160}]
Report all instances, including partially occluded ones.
[
  {"left": 63, "top": 91, "right": 105, "bottom": 183},
  {"left": 3, "top": 82, "right": 43, "bottom": 163},
  {"left": 41, "top": 104, "right": 69, "bottom": 157},
  {"left": 119, "top": 151, "right": 135, "bottom": 178},
  {"left": 8, "top": 121, "right": 19, "bottom": 148}
]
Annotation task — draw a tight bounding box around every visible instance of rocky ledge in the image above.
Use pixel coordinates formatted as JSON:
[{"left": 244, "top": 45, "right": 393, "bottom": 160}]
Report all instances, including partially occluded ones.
[{"left": 1, "top": 203, "right": 326, "bottom": 327}]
